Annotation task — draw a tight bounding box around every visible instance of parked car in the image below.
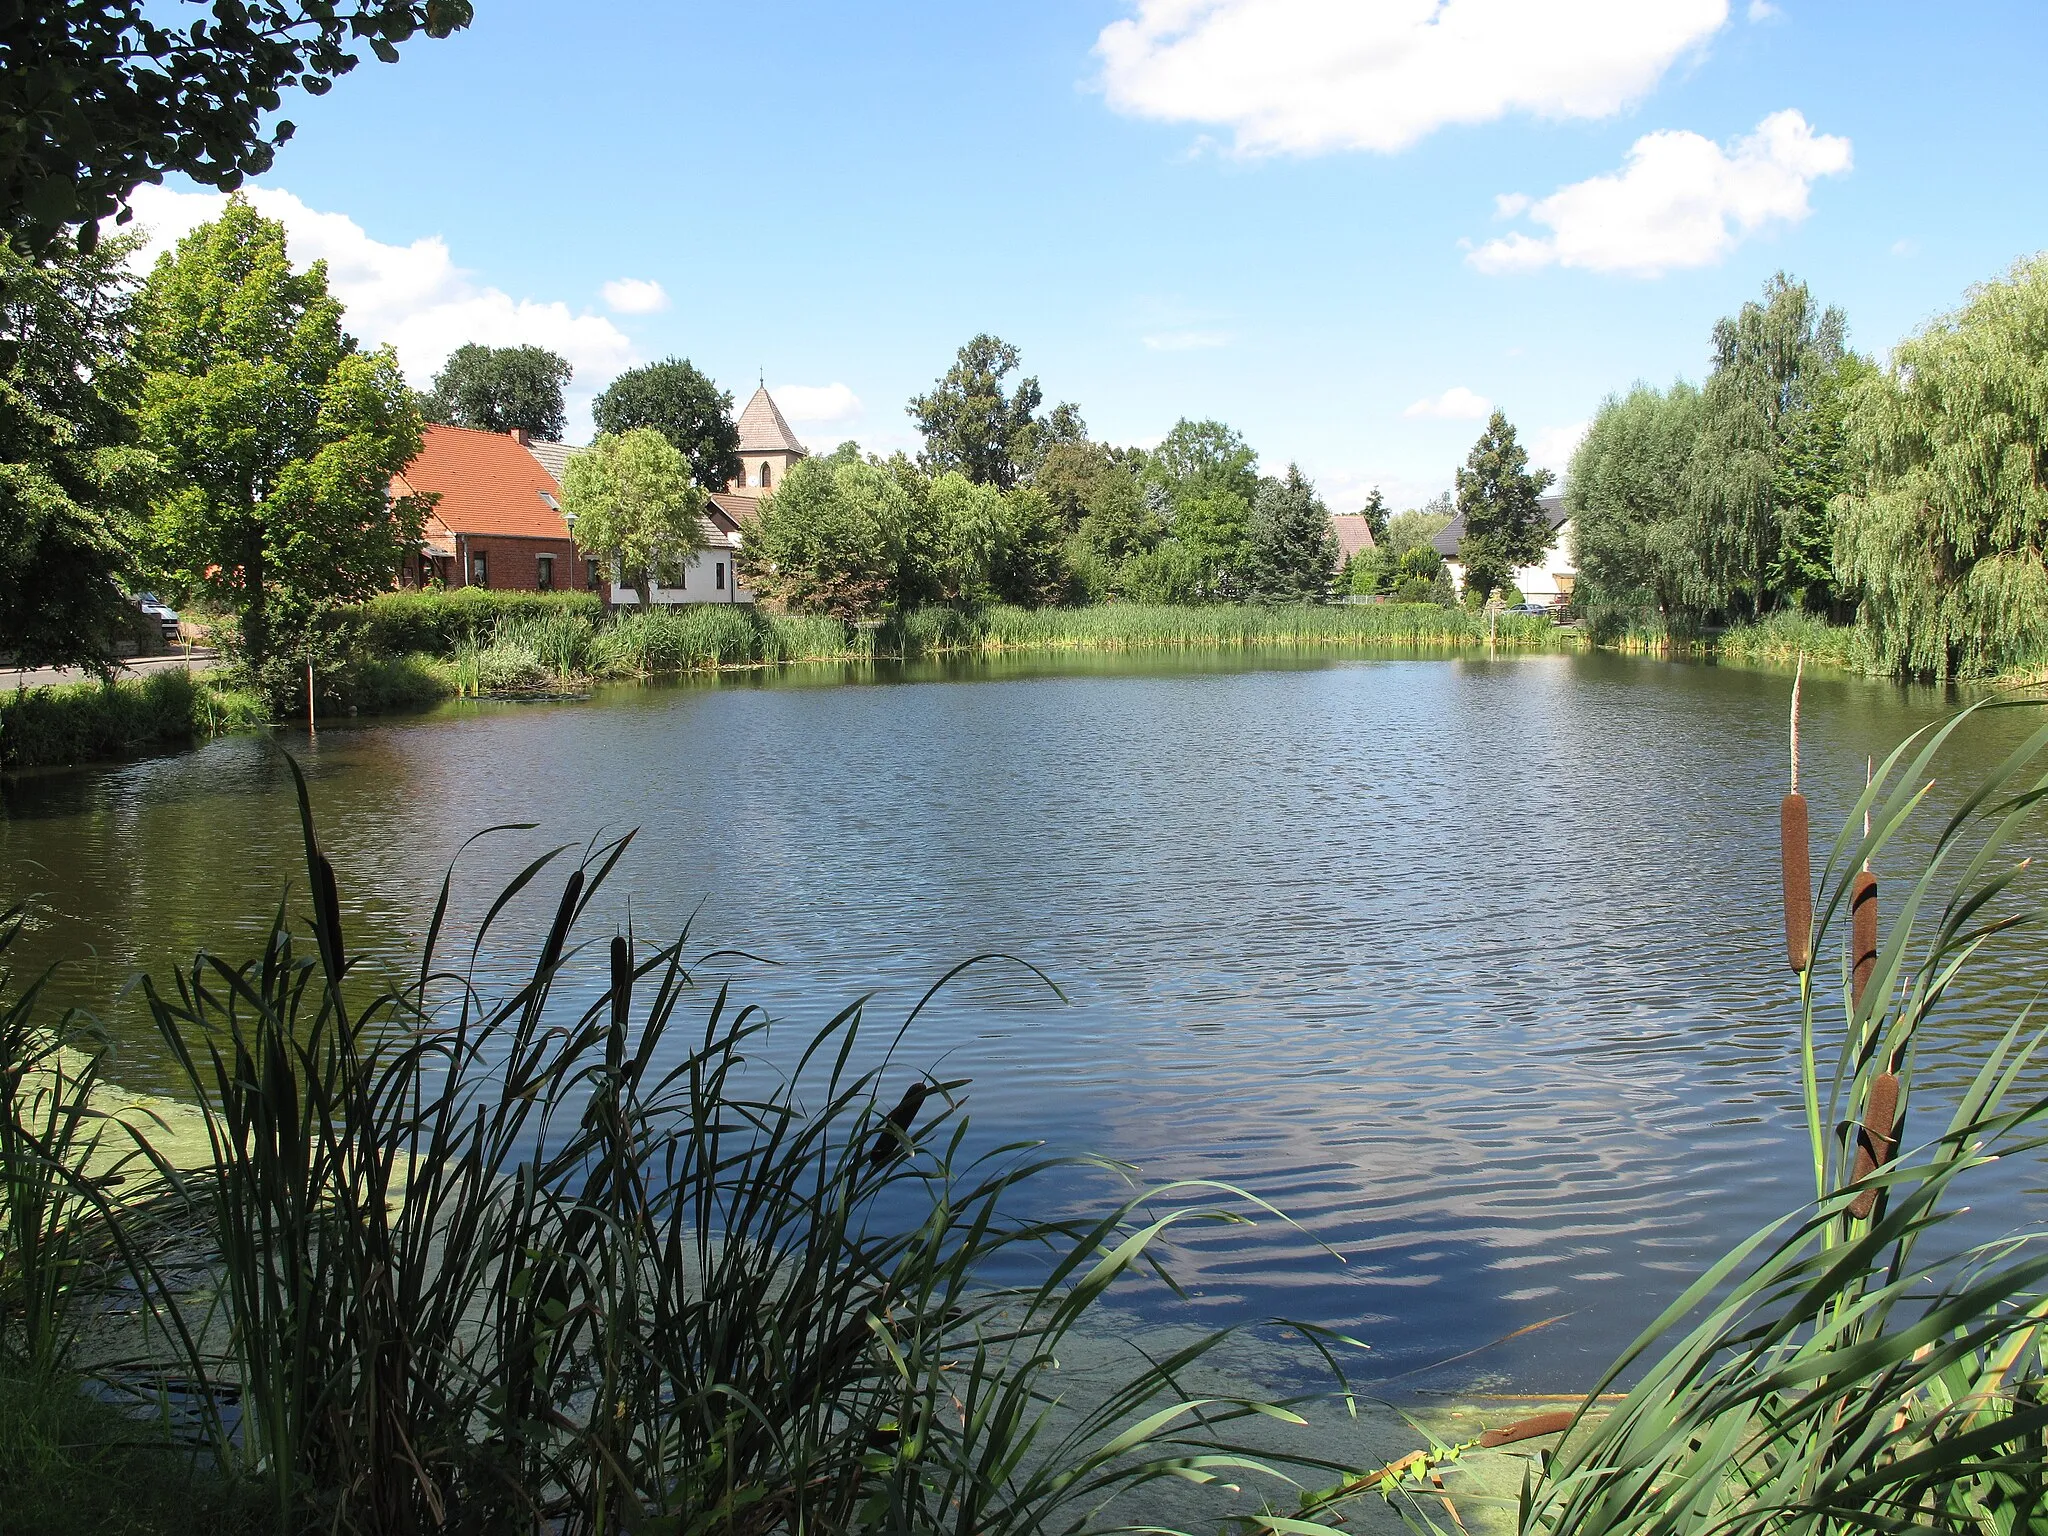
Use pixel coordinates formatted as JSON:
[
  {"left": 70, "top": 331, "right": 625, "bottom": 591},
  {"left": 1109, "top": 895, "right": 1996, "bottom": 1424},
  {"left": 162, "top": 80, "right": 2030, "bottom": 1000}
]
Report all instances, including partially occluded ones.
[
  {"left": 134, "top": 592, "right": 182, "bottom": 641},
  {"left": 1504, "top": 602, "right": 1552, "bottom": 616}
]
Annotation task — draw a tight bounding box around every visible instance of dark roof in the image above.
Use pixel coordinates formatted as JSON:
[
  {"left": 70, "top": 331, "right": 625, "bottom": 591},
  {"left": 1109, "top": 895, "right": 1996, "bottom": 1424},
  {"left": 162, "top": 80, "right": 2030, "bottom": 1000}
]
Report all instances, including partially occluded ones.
[{"left": 1431, "top": 494, "right": 1569, "bottom": 559}]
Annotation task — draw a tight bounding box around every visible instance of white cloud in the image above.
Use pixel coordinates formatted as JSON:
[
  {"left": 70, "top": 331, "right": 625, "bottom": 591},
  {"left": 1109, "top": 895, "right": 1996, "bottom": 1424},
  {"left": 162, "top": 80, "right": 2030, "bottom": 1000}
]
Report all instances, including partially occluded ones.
[
  {"left": 1468, "top": 109, "right": 1851, "bottom": 277},
  {"left": 1142, "top": 329, "right": 1231, "bottom": 351},
  {"left": 1316, "top": 466, "right": 1447, "bottom": 516},
  {"left": 1095, "top": 0, "right": 1728, "bottom": 156},
  {"left": 1746, "top": 0, "right": 1779, "bottom": 20},
  {"left": 122, "top": 185, "right": 637, "bottom": 392},
  {"left": 771, "top": 382, "right": 863, "bottom": 426},
  {"left": 1890, "top": 237, "right": 1918, "bottom": 258},
  {"left": 1529, "top": 419, "right": 1591, "bottom": 476},
  {"left": 601, "top": 277, "right": 670, "bottom": 314},
  {"left": 1402, "top": 386, "right": 1494, "bottom": 421}
]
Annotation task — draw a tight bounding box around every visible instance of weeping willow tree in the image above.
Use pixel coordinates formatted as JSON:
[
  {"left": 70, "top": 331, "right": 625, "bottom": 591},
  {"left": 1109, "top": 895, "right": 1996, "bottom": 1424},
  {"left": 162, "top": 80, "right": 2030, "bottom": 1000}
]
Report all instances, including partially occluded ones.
[
  {"left": 1836, "top": 254, "right": 2048, "bottom": 679},
  {"left": 1685, "top": 274, "right": 1850, "bottom": 616}
]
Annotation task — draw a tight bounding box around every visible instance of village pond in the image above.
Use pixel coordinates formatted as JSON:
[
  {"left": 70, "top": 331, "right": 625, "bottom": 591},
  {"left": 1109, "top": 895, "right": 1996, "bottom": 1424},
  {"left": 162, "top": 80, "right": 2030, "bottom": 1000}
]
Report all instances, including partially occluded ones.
[{"left": 6, "top": 645, "right": 2047, "bottom": 1398}]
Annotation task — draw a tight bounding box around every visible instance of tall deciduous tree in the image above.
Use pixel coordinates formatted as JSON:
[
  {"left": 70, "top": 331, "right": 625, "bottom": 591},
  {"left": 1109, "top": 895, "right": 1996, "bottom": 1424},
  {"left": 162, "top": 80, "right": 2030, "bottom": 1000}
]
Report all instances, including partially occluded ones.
[
  {"left": 907, "top": 334, "right": 1045, "bottom": 490},
  {"left": 591, "top": 358, "right": 741, "bottom": 490},
  {"left": 1685, "top": 273, "right": 1847, "bottom": 614},
  {"left": 0, "top": 233, "right": 154, "bottom": 672},
  {"left": 1836, "top": 255, "right": 2048, "bottom": 678},
  {"left": 1567, "top": 382, "right": 1708, "bottom": 624},
  {"left": 1146, "top": 418, "right": 1260, "bottom": 513},
  {"left": 1074, "top": 463, "right": 1164, "bottom": 567},
  {"left": 1145, "top": 419, "right": 1260, "bottom": 593},
  {"left": 1242, "top": 465, "right": 1338, "bottom": 603},
  {"left": 741, "top": 456, "right": 907, "bottom": 619},
  {"left": 560, "top": 428, "right": 707, "bottom": 611},
  {"left": 135, "top": 198, "right": 427, "bottom": 668},
  {"left": 1455, "top": 411, "right": 1554, "bottom": 601},
  {"left": 2, "top": 2, "right": 471, "bottom": 258},
  {"left": 423, "top": 343, "right": 571, "bottom": 440}
]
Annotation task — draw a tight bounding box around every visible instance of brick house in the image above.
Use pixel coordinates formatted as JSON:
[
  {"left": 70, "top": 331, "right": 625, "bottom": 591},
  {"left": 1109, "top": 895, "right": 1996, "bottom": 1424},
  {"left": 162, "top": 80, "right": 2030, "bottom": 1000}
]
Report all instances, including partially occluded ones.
[{"left": 393, "top": 424, "right": 596, "bottom": 594}]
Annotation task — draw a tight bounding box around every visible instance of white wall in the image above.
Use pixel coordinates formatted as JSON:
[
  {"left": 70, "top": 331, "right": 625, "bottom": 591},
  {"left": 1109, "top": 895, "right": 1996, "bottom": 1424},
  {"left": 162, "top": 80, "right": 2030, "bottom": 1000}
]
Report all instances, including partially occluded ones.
[
  {"left": 1446, "top": 518, "right": 1576, "bottom": 603},
  {"left": 608, "top": 546, "right": 753, "bottom": 606}
]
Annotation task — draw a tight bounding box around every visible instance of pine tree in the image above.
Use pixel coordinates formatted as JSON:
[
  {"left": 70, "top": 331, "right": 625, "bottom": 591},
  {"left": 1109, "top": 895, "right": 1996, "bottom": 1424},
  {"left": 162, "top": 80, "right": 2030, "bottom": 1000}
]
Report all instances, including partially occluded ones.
[
  {"left": 1359, "top": 486, "right": 1389, "bottom": 544},
  {"left": 1242, "top": 465, "right": 1338, "bottom": 602},
  {"left": 1455, "top": 412, "right": 1553, "bottom": 601}
]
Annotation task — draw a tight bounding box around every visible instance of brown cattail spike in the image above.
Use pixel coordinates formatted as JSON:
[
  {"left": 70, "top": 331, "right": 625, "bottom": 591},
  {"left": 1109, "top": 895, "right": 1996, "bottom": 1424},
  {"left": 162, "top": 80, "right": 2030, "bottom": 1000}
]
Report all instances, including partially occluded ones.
[
  {"left": 1782, "top": 792, "right": 1812, "bottom": 972},
  {"left": 1851, "top": 870, "right": 1879, "bottom": 1008},
  {"left": 1478, "top": 1410, "right": 1579, "bottom": 1448},
  {"left": 1848, "top": 1072, "right": 1900, "bottom": 1219}
]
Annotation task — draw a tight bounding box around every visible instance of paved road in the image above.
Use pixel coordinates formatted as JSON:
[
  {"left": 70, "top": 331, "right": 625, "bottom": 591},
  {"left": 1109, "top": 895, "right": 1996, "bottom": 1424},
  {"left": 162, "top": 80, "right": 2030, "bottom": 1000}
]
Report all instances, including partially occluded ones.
[{"left": 4, "top": 649, "right": 222, "bottom": 691}]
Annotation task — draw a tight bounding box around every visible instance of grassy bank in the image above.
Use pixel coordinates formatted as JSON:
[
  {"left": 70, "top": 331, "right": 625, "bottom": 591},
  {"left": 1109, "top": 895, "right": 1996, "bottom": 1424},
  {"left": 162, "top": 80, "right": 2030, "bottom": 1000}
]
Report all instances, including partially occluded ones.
[
  {"left": 377, "top": 596, "right": 1571, "bottom": 700},
  {"left": 1587, "top": 607, "right": 1871, "bottom": 670},
  {"left": 0, "top": 668, "right": 267, "bottom": 771},
  {"left": 0, "top": 598, "right": 1566, "bottom": 772}
]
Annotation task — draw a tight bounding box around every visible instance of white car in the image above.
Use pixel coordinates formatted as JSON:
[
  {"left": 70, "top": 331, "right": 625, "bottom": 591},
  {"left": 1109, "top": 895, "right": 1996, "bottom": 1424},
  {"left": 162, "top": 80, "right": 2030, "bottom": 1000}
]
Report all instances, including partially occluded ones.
[{"left": 134, "top": 592, "right": 182, "bottom": 641}]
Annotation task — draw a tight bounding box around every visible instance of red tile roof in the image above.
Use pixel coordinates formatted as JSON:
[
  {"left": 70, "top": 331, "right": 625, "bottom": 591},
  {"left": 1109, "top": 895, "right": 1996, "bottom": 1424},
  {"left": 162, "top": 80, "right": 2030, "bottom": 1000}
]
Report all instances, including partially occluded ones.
[
  {"left": 1329, "top": 514, "right": 1378, "bottom": 563},
  {"left": 395, "top": 424, "right": 571, "bottom": 541}
]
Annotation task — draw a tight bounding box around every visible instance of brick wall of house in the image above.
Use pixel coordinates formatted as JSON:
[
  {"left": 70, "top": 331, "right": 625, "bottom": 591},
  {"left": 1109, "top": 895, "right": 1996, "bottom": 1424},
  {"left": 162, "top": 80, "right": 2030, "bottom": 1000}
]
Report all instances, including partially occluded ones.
[{"left": 448, "top": 534, "right": 592, "bottom": 593}]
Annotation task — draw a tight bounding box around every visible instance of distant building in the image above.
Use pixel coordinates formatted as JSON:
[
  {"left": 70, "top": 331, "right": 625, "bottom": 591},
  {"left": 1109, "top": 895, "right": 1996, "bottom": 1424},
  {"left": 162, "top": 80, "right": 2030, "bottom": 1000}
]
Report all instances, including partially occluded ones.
[
  {"left": 1432, "top": 495, "right": 1576, "bottom": 606},
  {"left": 395, "top": 424, "right": 588, "bottom": 594},
  {"left": 392, "top": 418, "right": 754, "bottom": 605},
  {"left": 724, "top": 384, "right": 809, "bottom": 499},
  {"left": 1328, "top": 514, "right": 1378, "bottom": 568}
]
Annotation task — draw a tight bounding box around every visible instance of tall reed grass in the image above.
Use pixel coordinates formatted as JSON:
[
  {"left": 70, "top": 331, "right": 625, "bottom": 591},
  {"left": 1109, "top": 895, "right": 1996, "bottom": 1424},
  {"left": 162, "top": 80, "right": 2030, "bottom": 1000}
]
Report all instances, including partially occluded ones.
[
  {"left": 0, "top": 669, "right": 267, "bottom": 770},
  {"left": 3, "top": 767, "right": 1339, "bottom": 1533},
  {"left": 966, "top": 602, "right": 1560, "bottom": 653}
]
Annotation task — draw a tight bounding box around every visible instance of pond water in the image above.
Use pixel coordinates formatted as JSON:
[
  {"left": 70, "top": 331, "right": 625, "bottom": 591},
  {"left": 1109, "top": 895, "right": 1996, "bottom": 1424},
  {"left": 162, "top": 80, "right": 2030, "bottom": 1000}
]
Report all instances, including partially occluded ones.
[{"left": 7, "top": 646, "right": 2048, "bottom": 1396}]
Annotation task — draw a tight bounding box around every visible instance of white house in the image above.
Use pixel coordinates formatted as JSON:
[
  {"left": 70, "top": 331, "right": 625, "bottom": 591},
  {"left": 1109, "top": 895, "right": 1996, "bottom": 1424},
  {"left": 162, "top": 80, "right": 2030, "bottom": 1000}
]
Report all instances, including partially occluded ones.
[
  {"left": 519, "top": 383, "right": 813, "bottom": 608},
  {"left": 1432, "top": 495, "right": 1577, "bottom": 606}
]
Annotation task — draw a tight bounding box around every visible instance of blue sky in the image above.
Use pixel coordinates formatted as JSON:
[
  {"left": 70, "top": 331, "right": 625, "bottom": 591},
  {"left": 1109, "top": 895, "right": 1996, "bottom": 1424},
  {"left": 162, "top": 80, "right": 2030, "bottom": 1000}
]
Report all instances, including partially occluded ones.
[{"left": 126, "top": 0, "right": 2048, "bottom": 511}]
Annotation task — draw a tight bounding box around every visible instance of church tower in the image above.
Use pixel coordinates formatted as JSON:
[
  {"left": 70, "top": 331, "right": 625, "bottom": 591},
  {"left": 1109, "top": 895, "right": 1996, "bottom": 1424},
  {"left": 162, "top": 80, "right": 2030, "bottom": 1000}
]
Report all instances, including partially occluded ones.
[{"left": 728, "top": 385, "right": 807, "bottom": 497}]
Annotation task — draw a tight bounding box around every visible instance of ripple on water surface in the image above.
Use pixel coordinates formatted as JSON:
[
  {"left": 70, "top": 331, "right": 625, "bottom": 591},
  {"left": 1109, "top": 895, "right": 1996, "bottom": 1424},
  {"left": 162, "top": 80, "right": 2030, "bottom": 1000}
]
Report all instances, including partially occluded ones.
[{"left": 5, "top": 648, "right": 2047, "bottom": 1391}]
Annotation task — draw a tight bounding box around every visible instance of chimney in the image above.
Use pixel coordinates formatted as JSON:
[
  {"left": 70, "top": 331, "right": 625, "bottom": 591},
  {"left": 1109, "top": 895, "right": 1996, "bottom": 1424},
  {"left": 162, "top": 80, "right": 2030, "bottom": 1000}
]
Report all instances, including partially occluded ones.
[{"left": 509, "top": 427, "right": 530, "bottom": 446}]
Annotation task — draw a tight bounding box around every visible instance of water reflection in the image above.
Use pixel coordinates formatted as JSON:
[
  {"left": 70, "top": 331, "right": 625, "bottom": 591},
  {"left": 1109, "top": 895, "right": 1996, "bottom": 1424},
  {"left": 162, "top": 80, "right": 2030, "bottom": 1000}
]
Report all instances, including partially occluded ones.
[{"left": 4, "top": 648, "right": 2045, "bottom": 1389}]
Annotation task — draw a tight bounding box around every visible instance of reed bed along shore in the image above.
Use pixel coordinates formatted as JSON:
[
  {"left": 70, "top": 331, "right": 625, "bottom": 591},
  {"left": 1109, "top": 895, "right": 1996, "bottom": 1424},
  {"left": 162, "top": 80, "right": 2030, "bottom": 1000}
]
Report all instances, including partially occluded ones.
[
  {"left": 0, "top": 668, "right": 267, "bottom": 771},
  {"left": 1588, "top": 607, "right": 1872, "bottom": 671},
  {"left": 5, "top": 597, "right": 1566, "bottom": 769}
]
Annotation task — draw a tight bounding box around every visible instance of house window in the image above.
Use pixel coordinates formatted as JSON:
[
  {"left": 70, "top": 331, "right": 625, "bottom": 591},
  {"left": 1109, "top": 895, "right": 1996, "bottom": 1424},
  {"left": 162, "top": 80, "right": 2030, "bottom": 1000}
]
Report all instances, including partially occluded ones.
[
  {"left": 586, "top": 559, "right": 602, "bottom": 591},
  {"left": 758, "top": 460, "right": 771, "bottom": 489},
  {"left": 716, "top": 560, "right": 725, "bottom": 591},
  {"left": 536, "top": 554, "right": 554, "bottom": 591},
  {"left": 470, "top": 549, "right": 488, "bottom": 587}
]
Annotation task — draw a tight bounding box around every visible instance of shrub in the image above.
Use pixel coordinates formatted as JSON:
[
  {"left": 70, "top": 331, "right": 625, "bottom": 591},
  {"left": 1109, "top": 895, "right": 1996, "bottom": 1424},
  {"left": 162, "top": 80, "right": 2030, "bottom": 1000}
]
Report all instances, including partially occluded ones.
[
  {"left": 354, "top": 589, "right": 604, "bottom": 657},
  {"left": 0, "top": 670, "right": 265, "bottom": 770},
  {"left": 340, "top": 653, "right": 454, "bottom": 713}
]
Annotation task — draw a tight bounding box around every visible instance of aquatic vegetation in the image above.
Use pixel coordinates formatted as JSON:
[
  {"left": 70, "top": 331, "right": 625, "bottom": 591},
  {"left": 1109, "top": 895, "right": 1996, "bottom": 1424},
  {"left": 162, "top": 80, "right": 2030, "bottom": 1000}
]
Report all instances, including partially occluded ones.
[
  {"left": 0, "top": 669, "right": 266, "bottom": 770},
  {"left": 1308, "top": 699, "right": 2048, "bottom": 1535},
  {"left": 1, "top": 769, "right": 1330, "bottom": 1534}
]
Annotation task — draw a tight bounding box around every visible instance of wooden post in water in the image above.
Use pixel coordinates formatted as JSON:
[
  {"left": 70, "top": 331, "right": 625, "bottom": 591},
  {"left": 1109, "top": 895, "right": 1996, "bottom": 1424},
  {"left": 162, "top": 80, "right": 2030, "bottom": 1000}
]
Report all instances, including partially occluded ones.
[{"left": 306, "top": 660, "right": 317, "bottom": 739}]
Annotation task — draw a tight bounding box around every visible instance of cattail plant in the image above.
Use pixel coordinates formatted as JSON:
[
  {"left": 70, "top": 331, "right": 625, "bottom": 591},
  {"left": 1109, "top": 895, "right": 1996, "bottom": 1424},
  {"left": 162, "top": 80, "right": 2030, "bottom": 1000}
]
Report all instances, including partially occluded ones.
[
  {"left": 1781, "top": 658, "right": 1813, "bottom": 972},
  {"left": 1498, "top": 699, "right": 2048, "bottom": 1536}
]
